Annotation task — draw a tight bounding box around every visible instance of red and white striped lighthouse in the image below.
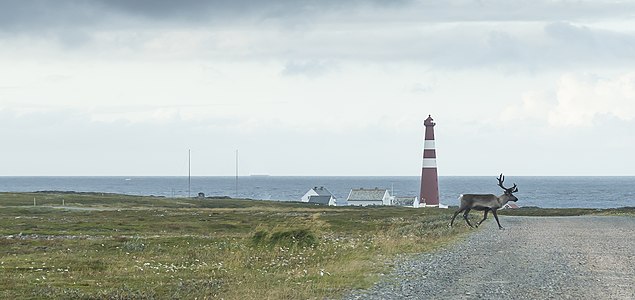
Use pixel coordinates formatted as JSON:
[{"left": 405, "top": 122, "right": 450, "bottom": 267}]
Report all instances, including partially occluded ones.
[{"left": 419, "top": 115, "right": 440, "bottom": 206}]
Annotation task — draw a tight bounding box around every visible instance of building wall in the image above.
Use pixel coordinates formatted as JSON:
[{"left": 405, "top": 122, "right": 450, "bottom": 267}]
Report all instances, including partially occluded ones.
[
  {"left": 347, "top": 200, "right": 384, "bottom": 207},
  {"left": 382, "top": 191, "right": 394, "bottom": 206}
]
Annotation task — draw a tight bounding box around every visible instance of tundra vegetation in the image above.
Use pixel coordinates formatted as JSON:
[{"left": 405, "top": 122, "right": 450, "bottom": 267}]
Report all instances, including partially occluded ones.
[
  {"left": 0, "top": 192, "right": 469, "bottom": 299},
  {"left": 1, "top": 192, "right": 633, "bottom": 299}
]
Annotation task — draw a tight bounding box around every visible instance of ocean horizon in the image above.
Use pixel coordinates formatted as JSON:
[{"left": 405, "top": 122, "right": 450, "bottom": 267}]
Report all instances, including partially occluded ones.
[{"left": 1, "top": 176, "right": 634, "bottom": 209}]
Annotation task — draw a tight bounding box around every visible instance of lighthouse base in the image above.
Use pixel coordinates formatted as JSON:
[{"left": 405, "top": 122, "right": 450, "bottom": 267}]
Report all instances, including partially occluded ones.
[
  {"left": 420, "top": 167, "right": 440, "bottom": 206},
  {"left": 418, "top": 203, "right": 449, "bottom": 209}
]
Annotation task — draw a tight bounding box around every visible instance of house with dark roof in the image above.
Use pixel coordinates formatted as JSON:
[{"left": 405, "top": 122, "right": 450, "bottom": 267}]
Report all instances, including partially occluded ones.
[
  {"left": 301, "top": 186, "right": 337, "bottom": 206},
  {"left": 346, "top": 188, "right": 393, "bottom": 206}
]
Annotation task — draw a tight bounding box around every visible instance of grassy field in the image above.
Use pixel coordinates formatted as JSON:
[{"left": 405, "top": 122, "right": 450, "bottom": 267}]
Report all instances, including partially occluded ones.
[
  {"left": 1, "top": 192, "right": 471, "bottom": 299},
  {"left": 2, "top": 193, "right": 633, "bottom": 299}
]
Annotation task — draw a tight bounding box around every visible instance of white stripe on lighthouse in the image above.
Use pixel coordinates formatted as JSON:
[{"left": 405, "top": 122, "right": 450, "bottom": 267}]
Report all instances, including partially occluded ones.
[
  {"left": 423, "top": 140, "right": 436, "bottom": 149},
  {"left": 422, "top": 158, "right": 437, "bottom": 168}
]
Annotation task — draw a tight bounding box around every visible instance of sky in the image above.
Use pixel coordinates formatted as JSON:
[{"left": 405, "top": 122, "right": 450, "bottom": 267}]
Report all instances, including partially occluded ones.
[{"left": 1, "top": 0, "right": 635, "bottom": 176}]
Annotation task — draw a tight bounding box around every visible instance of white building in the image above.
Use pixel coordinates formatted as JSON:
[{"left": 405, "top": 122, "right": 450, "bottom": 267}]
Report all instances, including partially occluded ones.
[
  {"left": 393, "top": 196, "right": 420, "bottom": 208},
  {"left": 346, "top": 188, "right": 394, "bottom": 206},
  {"left": 300, "top": 186, "right": 337, "bottom": 206}
]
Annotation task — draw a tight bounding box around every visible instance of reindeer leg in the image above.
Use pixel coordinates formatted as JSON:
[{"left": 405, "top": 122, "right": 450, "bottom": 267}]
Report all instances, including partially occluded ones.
[
  {"left": 449, "top": 209, "right": 464, "bottom": 227},
  {"left": 463, "top": 208, "right": 475, "bottom": 228},
  {"left": 492, "top": 210, "right": 504, "bottom": 230},
  {"left": 477, "top": 210, "right": 489, "bottom": 226}
]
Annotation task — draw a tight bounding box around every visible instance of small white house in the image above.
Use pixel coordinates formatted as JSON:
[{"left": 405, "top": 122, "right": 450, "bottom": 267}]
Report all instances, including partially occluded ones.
[
  {"left": 346, "top": 188, "right": 394, "bottom": 206},
  {"left": 301, "top": 186, "right": 337, "bottom": 206},
  {"left": 393, "top": 196, "right": 420, "bottom": 208}
]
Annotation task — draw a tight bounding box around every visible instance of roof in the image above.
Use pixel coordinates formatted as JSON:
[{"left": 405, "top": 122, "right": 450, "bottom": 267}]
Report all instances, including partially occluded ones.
[
  {"left": 347, "top": 188, "right": 388, "bottom": 201},
  {"left": 307, "top": 195, "right": 332, "bottom": 205},
  {"left": 503, "top": 203, "right": 519, "bottom": 209},
  {"left": 311, "top": 186, "right": 334, "bottom": 197}
]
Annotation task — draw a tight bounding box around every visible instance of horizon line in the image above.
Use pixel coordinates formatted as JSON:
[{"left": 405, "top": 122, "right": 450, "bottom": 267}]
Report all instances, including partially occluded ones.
[{"left": 2, "top": 174, "right": 635, "bottom": 177}]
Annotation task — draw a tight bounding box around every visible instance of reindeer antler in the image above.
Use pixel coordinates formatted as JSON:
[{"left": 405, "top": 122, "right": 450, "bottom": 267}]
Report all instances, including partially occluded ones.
[
  {"left": 497, "top": 173, "right": 507, "bottom": 190},
  {"left": 497, "top": 174, "right": 518, "bottom": 193}
]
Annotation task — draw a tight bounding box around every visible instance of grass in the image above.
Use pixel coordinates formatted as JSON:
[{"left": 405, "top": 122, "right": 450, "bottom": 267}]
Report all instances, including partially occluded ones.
[
  {"left": 3, "top": 193, "right": 632, "bottom": 299},
  {"left": 1, "top": 192, "right": 471, "bottom": 299}
]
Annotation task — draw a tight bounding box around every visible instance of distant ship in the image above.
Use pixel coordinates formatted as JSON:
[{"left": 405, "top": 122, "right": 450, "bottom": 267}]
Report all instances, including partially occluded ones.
[{"left": 250, "top": 174, "right": 270, "bottom": 177}]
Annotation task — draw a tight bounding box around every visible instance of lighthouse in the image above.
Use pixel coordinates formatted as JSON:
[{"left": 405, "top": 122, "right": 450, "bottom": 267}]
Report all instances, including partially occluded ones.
[{"left": 419, "top": 115, "right": 440, "bottom": 207}]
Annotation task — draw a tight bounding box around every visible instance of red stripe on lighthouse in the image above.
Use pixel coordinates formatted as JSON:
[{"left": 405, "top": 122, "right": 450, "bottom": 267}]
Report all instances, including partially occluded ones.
[
  {"left": 420, "top": 115, "right": 440, "bottom": 206},
  {"left": 423, "top": 149, "right": 436, "bottom": 157},
  {"left": 425, "top": 127, "right": 435, "bottom": 140}
]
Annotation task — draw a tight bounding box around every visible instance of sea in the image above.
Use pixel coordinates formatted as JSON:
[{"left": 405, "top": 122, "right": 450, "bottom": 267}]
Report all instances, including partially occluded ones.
[{"left": 1, "top": 176, "right": 634, "bottom": 209}]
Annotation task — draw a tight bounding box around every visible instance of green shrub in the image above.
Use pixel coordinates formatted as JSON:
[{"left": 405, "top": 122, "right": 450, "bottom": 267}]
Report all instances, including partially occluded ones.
[
  {"left": 269, "top": 228, "right": 317, "bottom": 247},
  {"left": 122, "top": 237, "right": 146, "bottom": 252},
  {"left": 251, "top": 230, "right": 269, "bottom": 245},
  {"left": 251, "top": 228, "right": 317, "bottom": 247}
]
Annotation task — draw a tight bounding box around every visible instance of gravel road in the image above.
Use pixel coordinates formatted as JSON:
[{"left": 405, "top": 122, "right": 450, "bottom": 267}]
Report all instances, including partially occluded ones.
[{"left": 345, "top": 216, "right": 635, "bottom": 300}]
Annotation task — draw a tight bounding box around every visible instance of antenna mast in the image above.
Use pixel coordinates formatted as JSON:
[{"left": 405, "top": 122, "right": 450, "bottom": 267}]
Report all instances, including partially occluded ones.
[
  {"left": 188, "top": 149, "right": 191, "bottom": 198},
  {"left": 235, "top": 149, "right": 239, "bottom": 198}
]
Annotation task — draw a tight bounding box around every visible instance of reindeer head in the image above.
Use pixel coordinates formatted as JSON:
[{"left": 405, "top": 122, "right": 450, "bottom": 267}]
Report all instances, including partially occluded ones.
[{"left": 497, "top": 173, "right": 519, "bottom": 202}]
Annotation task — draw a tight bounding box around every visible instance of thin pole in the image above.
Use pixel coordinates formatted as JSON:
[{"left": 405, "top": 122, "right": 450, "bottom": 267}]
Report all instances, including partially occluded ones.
[
  {"left": 235, "top": 149, "right": 238, "bottom": 198},
  {"left": 188, "top": 149, "right": 191, "bottom": 198}
]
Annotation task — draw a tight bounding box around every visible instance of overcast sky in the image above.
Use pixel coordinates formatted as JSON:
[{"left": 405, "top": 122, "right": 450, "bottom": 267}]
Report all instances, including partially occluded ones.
[{"left": 2, "top": 0, "right": 635, "bottom": 176}]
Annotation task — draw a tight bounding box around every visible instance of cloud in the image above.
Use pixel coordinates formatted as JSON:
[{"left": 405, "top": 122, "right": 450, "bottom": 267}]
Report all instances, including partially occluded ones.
[
  {"left": 0, "top": 104, "right": 425, "bottom": 176},
  {"left": 549, "top": 73, "right": 635, "bottom": 127},
  {"left": 0, "top": 0, "right": 409, "bottom": 32},
  {"left": 2, "top": 2, "right": 635, "bottom": 70},
  {"left": 102, "top": 0, "right": 635, "bottom": 27},
  {"left": 100, "top": 0, "right": 409, "bottom": 21},
  {"left": 502, "top": 72, "right": 635, "bottom": 127},
  {"left": 543, "top": 22, "right": 635, "bottom": 65},
  {"left": 409, "top": 82, "right": 435, "bottom": 93},
  {"left": 500, "top": 90, "right": 556, "bottom": 123},
  {"left": 281, "top": 60, "right": 335, "bottom": 78}
]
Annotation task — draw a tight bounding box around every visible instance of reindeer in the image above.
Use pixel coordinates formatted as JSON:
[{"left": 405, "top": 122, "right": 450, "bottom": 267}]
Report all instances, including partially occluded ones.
[{"left": 449, "top": 174, "right": 519, "bottom": 230}]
